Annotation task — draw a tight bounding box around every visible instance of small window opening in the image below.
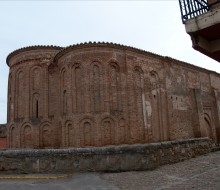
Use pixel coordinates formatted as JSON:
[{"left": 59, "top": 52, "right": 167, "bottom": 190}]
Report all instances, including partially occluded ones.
[{"left": 36, "top": 100, "right": 39, "bottom": 118}]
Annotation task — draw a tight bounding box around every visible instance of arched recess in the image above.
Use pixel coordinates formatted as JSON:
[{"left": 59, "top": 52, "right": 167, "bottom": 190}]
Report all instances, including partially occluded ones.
[
  {"left": 80, "top": 118, "right": 94, "bottom": 147},
  {"left": 118, "top": 118, "right": 126, "bottom": 144},
  {"left": 32, "top": 93, "right": 40, "bottom": 118},
  {"left": 31, "top": 67, "right": 41, "bottom": 91},
  {"left": 101, "top": 117, "right": 115, "bottom": 146},
  {"left": 204, "top": 113, "right": 212, "bottom": 139},
  {"left": 60, "top": 67, "right": 68, "bottom": 89},
  {"left": 40, "top": 122, "right": 52, "bottom": 148},
  {"left": 108, "top": 62, "right": 122, "bottom": 111},
  {"left": 16, "top": 70, "right": 25, "bottom": 118},
  {"left": 60, "top": 68, "right": 68, "bottom": 115},
  {"left": 150, "top": 71, "right": 162, "bottom": 142},
  {"left": 90, "top": 62, "right": 103, "bottom": 112},
  {"left": 9, "top": 124, "right": 17, "bottom": 148},
  {"left": 64, "top": 121, "right": 76, "bottom": 147},
  {"left": 133, "top": 67, "right": 145, "bottom": 141},
  {"left": 8, "top": 74, "right": 13, "bottom": 122},
  {"left": 30, "top": 66, "right": 43, "bottom": 119},
  {"left": 150, "top": 71, "right": 159, "bottom": 90},
  {"left": 21, "top": 123, "right": 34, "bottom": 148},
  {"left": 63, "top": 90, "right": 67, "bottom": 115},
  {"left": 71, "top": 63, "right": 84, "bottom": 113}
]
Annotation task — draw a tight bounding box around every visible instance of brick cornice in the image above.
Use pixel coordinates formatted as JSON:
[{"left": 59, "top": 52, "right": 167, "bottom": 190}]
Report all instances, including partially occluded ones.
[
  {"left": 6, "top": 45, "right": 63, "bottom": 66},
  {"left": 6, "top": 42, "right": 220, "bottom": 77},
  {"left": 53, "top": 42, "right": 220, "bottom": 77},
  {"left": 53, "top": 42, "right": 162, "bottom": 63}
]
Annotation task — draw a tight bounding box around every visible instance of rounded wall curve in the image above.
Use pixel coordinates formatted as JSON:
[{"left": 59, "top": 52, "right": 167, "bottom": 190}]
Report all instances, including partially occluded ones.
[
  {"left": 7, "top": 47, "right": 61, "bottom": 148},
  {"left": 6, "top": 43, "right": 176, "bottom": 148},
  {"left": 56, "top": 45, "right": 159, "bottom": 147}
]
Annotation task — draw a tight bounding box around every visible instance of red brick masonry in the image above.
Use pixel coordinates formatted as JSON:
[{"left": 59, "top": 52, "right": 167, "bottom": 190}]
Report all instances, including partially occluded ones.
[
  {"left": 0, "top": 138, "right": 6, "bottom": 149},
  {"left": 5, "top": 42, "right": 220, "bottom": 148}
]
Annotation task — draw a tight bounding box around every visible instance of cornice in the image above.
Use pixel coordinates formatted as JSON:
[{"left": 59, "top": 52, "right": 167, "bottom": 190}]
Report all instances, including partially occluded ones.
[
  {"left": 53, "top": 41, "right": 163, "bottom": 63},
  {"left": 6, "top": 45, "right": 63, "bottom": 66},
  {"left": 6, "top": 42, "right": 220, "bottom": 77},
  {"left": 53, "top": 41, "right": 220, "bottom": 76}
]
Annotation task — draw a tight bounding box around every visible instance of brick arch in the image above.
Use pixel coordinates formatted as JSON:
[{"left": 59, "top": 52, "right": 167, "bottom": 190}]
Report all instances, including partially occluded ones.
[
  {"left": 101, "top": 117, "right": 115, "bottom": 146},
  {"left": 134, "top": 66, "right": 144, "bottom": 74},
  {"left": 118, "top": 118, "right": 126, "bottom": 144},
  {"left": 71, "top": 63, "right": 84, "bottom": 113},
  {"left": 149, "top": 70, "right": 162, "bottom": 142},
  {"left": 107, "top": 62, "right": 122, "bottom": 112},
  {"left": 60, "top": 67, "right": 68, "bottom": 115},
  {"left": 90, "top": 58, "right": 104, "bottom": 64},
  {"left": 29, "top": 66, "right": 41, "bottom": 118},
  {"left": 90, "top": 61, "right": 104, "bottom": 112},
  {"left": 79, "top": 118, "right": 95, "bottom": 147},
  {"left": 150, "top": 70, "right": 160, "bottom": 89},
  {"left": 60, "top": 67, "right": 68, "bottom": 89},
  {"left": 204, "top": 113, "right": 213, "bottom": 139},
  {"left": 30, "top": 66, "right": 42, "bottom": 91},
  {"left": 63, "top": 120, "right": 77, "bottom": 147},
  {"left": 21, "top": 123, "right": 34, "bottom": 148},
  {"left": 131, "top": 66, "right": 145, "bottom": 142},
  {"left": 15, "top": 69, "right": 25, "bottom": 119},
  {"left": 40, "top": 122, "right": 52, "bottom": 148},
  {"left": 108, "top": 61, "right": 120, "bottom": 72},
  {"left": 9, "top": 124, "right": 17, "bottom": 148}
]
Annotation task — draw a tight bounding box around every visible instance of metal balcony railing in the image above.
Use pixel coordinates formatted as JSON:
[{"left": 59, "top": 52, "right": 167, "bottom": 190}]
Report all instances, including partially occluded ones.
[{"left": 179, "top": 0, "right": 220, "bottom": 23}]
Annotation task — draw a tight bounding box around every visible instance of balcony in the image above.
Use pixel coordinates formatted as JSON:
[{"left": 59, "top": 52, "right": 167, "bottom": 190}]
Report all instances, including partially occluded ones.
[{"left": 179, "top": 0, "right": 220, "bottom": 62}]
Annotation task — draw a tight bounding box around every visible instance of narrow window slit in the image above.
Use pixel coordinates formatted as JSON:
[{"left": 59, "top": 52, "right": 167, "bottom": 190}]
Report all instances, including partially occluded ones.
[{"left": 36, "top": 100, "right": 39, "bottom": 118}]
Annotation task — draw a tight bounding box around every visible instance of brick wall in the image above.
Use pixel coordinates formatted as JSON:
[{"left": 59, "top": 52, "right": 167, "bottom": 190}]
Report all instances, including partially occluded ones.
[
  {"left": 0, "top": 124, "right": 6, "bottom": 149},
  {"left": 5, "top": 43, "right": 220, "bottom": 148}
]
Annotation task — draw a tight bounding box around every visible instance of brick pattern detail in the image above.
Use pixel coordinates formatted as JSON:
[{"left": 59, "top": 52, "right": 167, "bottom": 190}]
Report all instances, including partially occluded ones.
[{"left": 5, "top": 43, "right": 220, "bottom": 148}]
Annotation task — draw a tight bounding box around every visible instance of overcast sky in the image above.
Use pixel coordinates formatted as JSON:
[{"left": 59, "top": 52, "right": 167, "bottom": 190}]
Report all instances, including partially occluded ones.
[{"left": 0, "top": 0, "right": 219, "bottom": 123}]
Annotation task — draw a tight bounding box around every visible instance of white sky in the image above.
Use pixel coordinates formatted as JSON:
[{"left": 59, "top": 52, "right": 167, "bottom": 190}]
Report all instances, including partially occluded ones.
[{"left": 0, "top": 0, "right": 219, "bottom": 124}]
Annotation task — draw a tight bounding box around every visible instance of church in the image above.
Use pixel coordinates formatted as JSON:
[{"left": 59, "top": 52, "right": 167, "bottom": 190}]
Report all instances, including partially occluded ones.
[{"left": 6, "top": 42, "right": 220, "bottom": 148}]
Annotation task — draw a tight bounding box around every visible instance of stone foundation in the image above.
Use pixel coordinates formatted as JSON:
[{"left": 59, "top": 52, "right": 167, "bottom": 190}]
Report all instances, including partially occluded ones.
[{"left": 0, "top": 138, "right": 214, "bottom": 173}]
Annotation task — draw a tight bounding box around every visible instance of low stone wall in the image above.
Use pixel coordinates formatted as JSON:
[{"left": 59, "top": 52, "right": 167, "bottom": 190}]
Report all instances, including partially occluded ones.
[{"left": 0, "top": 138, "right": 214, "bottom": 173}]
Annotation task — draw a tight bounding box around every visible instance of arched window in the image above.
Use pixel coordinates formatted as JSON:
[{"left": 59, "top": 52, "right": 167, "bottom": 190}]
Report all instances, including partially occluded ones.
[
  {"left": 33, "top": 93, "right": 40, "bottom": 118},
  {"left": 36, "top": 99, "right": 39, "bottom": 118},
  {"left": 60, "top": 68, "right": 68, "bottom": 115}
]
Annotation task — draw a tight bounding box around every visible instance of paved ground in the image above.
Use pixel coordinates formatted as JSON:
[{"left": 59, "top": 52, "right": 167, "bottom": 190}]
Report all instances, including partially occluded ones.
[{"left": 0, "top": 151, "right": 219, "bottom": 190}]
